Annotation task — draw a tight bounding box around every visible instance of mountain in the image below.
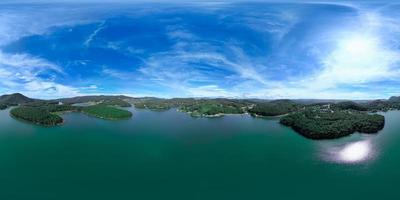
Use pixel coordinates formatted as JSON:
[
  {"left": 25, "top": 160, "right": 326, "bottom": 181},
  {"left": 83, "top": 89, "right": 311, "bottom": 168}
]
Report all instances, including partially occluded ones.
[
  {"left": 0, "top": 93, "right": 35, "bottom": 105},
  {"left": 389, "top": 96, "right": 400, "bottom": 102},
  {"left": 55, "top": 95, "right": 131, "bottom": 104}
]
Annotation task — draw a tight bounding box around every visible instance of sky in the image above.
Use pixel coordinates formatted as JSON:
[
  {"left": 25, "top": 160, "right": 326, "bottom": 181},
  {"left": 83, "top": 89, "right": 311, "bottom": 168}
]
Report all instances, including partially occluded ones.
[{"left": 0, "top": 1, "right": 400, "bottom": 99}]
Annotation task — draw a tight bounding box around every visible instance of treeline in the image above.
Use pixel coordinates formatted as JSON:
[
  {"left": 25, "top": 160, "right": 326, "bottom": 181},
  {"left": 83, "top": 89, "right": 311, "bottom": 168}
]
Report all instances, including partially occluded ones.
[
  {"left": 132, "top": 98, "right": 250, "bottom": 115},
  {"left": 99, "top": 99, "right": 131, "bottom": 107},
  {"left": 248, "top": 100, "right": 300, "bottom": 116},
  {"left": 133, "top": 98, "right": 175, "bottom": 111},
  {"left": 54, "top": 95, "right": 130, "bottom": 105},
  {"left": 180, "top": 100, "right": 246, "bottom": 117},
  {"left": 332, "top": 101, "right": 368, "bottom": 111}
]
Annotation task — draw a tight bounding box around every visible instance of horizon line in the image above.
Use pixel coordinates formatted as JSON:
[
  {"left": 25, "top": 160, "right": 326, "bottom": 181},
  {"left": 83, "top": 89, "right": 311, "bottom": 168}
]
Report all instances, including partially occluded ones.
[{"left": 0, "top": 92, "right": 392, "bottom": 101}]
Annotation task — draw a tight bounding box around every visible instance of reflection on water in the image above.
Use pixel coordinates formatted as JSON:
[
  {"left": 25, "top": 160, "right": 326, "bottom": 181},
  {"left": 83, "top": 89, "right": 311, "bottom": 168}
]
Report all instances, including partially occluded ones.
[
  {"left": 320, "top": 137, "right": 376, "bottom": 164},
  {"left": 339, "top": 140, "right": 371, "bottom": 163}
]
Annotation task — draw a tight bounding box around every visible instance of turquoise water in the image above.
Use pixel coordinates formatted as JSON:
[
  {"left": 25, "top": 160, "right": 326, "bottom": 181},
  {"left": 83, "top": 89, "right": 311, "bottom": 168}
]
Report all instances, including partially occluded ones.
[{"left": 0, "top": 107, "right": 399, "bottom": 199}]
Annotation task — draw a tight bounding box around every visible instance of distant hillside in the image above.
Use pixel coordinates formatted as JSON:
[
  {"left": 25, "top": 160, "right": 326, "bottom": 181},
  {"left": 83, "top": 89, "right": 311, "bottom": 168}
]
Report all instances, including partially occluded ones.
[
  {"left": 0, "top": 93, "right": 399, "bottom": 106},
  {"left": 55, "top": 95, "right": 131, "bottom": 104},
  {"left": 389, "top": 96, "right": 400, "bottom": 102},
  {"left": 0, "top": 93, "right": 35, "bottom": 105}
]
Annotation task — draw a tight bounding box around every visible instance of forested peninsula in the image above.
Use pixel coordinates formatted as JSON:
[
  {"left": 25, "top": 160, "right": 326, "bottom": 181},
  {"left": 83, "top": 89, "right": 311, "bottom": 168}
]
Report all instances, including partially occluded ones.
[{"left": 1, "top": 93, "right": 398, "bottom": 139}]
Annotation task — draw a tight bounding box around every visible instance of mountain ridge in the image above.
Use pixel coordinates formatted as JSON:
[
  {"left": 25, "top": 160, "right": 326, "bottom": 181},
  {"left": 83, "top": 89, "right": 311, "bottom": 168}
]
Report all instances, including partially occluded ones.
[
  {"left": 0, "top": 93, "right": 399, "bottom": 103},
  {"left": 0, "top": 93, "right": 36, "bottom": 105}
]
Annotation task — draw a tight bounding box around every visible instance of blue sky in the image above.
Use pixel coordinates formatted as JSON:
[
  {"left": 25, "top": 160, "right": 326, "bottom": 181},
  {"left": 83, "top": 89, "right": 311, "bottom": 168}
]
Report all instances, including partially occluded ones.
[{"left": 0, "top": 1, "right": 399, "bottom": 99}]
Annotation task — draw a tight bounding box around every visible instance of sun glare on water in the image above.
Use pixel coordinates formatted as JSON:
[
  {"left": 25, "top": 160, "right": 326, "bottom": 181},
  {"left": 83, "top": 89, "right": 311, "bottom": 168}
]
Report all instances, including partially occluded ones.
[
  {"left": 338, "top": 141, "right": 371, "bottom": 163},
  {"left": 321, "top": 139, "right": 375, "bottom": 164}
]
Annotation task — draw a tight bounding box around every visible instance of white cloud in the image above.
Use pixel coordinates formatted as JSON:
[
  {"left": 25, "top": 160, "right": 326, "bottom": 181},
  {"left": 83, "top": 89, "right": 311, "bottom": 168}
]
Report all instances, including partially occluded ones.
[
  {"left": 0, "top": 50, "right": 80, "bottom": 98},
  {"left": 0, "top": 5, "right": 108, "bottom": 98},
  {"left": 277, "top": 10, "right": 400, "bottom": 99},
  {"left": 233, "top": 8, "right": 400, "bottom": 100},
  {"left": 307, "top": 11, "right": 400, "bottom": 90},
  {"left": 1, "top": 2, "right": 399, "bottom": 100},
  {"left": 23, "top": 81, "right": 80, "bottom": 99},
  {"left": 187, "top": 85, "right": 235, "bottom": 98},
  {"left": 84, "top": 21, "right": 106, "bottom": 47},
  {"left": 139, "top": 24, "right": 274, "bottom": 97}
]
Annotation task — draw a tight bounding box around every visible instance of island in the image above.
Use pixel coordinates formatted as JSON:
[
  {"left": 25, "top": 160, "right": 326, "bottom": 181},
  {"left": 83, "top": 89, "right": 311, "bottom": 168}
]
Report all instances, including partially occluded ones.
[
  {"left": 10, "top": 106, "right": 63, "bottom": 126},
  {"left": 279, "top": 105, "right": 385, "bottom": 139}
]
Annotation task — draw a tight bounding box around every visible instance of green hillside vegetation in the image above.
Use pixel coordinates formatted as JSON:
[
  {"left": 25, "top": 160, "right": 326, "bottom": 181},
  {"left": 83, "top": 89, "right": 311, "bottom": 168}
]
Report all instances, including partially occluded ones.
[
  {"left": 180, "top": 101, "right": 246, "bottom": 117},
  {"left": 99, "top": 99, "right": 131, "bottom": 107},
  {"left": 132, "top": 98, "right": 175, "bottom": 111},
  {"left": 22, "top": 101, "right": 78, "bottom": 112},
  {"left": 82, "top": 105, "right": 132, "bottom": 120},
  {"left": 56, "top": 95, "right": 130, "bottom": 104},
  {"left": 132, "top": 98, "right": 199, "bottom": 111},
  {"left": 248, "top": 100, "right": 300, "bottom": 116},
  {"left": 10, "top": 106, "right": 63, "bottom": 126},
  {"left": 389, "top": 96, "right": 400, "bottom": 102},
  {"left": 42, "top": 104, "right": 78, "bottom": 113},
  {"left": 365, "top": 100, "right": 400, "bottom": 112},
  {"left": 133, "top": 98, "right": 250, "bottom": 115},
  {"left": 280, "top": 107, "right": 385, "bottom": 139},
  {"left": 333, "top": 101, "right": 368, "bottom": 111}
]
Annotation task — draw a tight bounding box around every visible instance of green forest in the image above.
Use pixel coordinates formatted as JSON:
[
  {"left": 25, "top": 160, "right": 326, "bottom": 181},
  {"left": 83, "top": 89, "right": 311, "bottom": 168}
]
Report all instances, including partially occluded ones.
[
  {"left": 280, "top": 107, "right": 385, "bottom": 139},
  {"left": 133, "top": 98, "right": 174, "bottom": 111},
  {"left": 99, "top": 99, "right": 132, "bottom": 107},
  {"left": 180, "top": 101, "right": 245, "bottom": 117},
  {"left": 248, "top": 100, "right": 300, "bottom": 116},
  {"left": 10, "top": 106, "right": 63, "bottom": 126}
]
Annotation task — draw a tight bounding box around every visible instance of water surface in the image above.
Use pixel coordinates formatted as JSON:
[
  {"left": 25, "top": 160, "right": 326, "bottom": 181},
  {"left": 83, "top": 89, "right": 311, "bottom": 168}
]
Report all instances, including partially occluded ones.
[{"left": 0, "top": 108, "right": 399, "bottom": 199}]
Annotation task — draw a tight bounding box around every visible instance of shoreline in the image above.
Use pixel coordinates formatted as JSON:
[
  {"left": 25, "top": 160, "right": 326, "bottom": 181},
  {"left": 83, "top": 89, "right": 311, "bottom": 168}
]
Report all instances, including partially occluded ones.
[
  {"left": 177, "top": 109, "right": 249, "bottom": 118},
  {"left": 251, "top": 113, "right": 289, "bottom": 118},
  {"left": 80, "top": 111, "right": 132, "bottom": 121}
]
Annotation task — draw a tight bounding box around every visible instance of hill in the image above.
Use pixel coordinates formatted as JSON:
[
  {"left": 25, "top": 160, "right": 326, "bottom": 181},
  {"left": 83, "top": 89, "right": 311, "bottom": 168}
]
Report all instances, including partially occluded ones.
[
  {"left": 389, "top": 96, "right": 400, "bottom": 102},
  {"left": 55, "top": 95, "right": 131, "bottom": 104},
  {"left": 0, "top": 93, "right": 35, "bottom": 105}
]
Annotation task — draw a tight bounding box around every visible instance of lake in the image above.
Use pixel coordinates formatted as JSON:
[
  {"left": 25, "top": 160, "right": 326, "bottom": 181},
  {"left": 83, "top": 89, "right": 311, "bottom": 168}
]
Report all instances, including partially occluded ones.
[{"left": 0, "top": 107, "right": 399, "bottom": 199}]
